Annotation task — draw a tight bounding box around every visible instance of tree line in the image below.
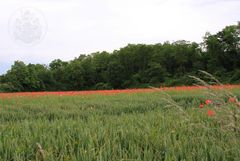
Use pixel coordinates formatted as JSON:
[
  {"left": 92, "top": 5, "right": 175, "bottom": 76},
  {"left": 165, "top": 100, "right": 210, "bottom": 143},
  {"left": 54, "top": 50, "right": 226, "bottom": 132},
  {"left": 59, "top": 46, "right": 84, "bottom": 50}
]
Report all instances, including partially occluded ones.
[{"left": 0, "top": 24, "right": 239, "bottom": 92}]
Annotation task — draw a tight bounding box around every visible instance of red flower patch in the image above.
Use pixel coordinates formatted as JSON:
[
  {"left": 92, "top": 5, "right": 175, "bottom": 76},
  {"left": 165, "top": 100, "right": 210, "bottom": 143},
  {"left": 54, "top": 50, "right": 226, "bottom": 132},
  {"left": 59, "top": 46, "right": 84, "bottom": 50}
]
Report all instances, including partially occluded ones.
[
  {"left": 207, "top": 110, "right": 215, "bottom": 117},
  {"left": 228, "top": 97, "right": 236, "bottom": 103},
  {"left": 199, "top": 104, "right": 204, "bottom": 109},
  {"left": 205, "top": 99, "right": 212, "bottom": 105}
]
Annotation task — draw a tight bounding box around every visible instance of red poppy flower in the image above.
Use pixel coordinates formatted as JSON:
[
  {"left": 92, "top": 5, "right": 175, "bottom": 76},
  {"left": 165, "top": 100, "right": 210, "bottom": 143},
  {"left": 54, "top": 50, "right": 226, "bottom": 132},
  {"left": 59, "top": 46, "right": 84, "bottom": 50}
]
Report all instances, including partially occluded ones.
[
  {"left": 228, "top": 97, "right": 236, "bottom": 103},
  {"left": 205, "top": 99, "right": 212, "bottom": 105},
  {"left": 207, "top": 110, "right": 215, "bottom": 117},
  {"left": 199, "top": 104, "right": 204, "bottom": 108}
]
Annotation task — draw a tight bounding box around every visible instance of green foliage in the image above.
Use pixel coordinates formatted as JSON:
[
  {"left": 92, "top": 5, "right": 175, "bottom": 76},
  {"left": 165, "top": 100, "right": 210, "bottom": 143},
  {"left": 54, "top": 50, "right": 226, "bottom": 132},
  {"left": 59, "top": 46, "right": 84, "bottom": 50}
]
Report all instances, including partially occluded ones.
[
  {"left": 0, "top": 24, "right": 239, "bottom": 92},
  {"left": 94, "top": 82, "right": 112, "bottom": 90},
  {"left": 0, "top": 83, "right": 15, "bottom": 92},
  {"left": 230, "top": 69, "right": 240, "bottom": 83},
  {"left": 204, "top": 25, "right": 240, "bottom": 72}
]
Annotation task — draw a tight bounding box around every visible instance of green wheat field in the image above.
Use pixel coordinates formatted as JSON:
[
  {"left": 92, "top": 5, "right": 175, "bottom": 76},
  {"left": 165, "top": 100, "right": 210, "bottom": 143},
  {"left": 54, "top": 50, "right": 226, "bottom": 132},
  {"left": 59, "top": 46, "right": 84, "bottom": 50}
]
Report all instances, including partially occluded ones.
[{"left": 0, "top": 89, "right": 240, "bottom": 161}]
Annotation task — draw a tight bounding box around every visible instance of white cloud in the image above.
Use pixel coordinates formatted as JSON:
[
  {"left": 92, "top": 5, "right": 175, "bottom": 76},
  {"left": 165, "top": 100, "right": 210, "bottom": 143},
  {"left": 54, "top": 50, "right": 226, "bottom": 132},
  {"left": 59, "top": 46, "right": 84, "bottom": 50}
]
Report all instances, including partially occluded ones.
[{"left": 0, "top": 0, "right": 239, "bottom": 74}]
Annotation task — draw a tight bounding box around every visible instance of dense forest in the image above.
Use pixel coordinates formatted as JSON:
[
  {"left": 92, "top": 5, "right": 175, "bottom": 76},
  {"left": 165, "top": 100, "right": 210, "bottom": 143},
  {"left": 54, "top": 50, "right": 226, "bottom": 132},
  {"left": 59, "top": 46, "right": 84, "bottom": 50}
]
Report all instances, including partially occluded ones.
[{"left": 0, "top": 24, "right": 239, "bottom": 92}]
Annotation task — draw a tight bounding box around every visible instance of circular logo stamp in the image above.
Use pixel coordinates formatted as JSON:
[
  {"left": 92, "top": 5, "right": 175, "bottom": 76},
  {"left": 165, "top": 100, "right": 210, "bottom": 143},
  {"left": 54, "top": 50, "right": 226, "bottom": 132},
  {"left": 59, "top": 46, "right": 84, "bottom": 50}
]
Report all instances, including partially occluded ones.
[{"left": 8, "top": 7, "right": 47, "bottom": 46}]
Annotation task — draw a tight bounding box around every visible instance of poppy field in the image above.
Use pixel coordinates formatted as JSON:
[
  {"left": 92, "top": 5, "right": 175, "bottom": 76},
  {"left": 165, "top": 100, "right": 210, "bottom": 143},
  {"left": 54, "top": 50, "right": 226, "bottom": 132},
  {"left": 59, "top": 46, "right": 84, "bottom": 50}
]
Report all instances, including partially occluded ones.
[{"left": 0, "top": 85, "right": 240, "bottom": 161}]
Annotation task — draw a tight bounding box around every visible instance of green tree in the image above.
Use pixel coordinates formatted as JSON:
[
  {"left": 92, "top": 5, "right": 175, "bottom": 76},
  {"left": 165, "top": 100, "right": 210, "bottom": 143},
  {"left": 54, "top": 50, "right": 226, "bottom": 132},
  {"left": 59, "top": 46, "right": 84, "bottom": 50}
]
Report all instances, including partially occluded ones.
[{"left": 204, "top": 25, "right": 240, "bottom": 72}]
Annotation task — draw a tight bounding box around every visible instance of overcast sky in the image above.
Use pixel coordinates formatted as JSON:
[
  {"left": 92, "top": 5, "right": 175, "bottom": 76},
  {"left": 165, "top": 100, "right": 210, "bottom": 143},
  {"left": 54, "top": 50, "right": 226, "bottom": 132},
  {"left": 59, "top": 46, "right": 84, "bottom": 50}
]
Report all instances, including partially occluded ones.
[{"left": 0, "top": 0, "right": 239, "bottom": 74}]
